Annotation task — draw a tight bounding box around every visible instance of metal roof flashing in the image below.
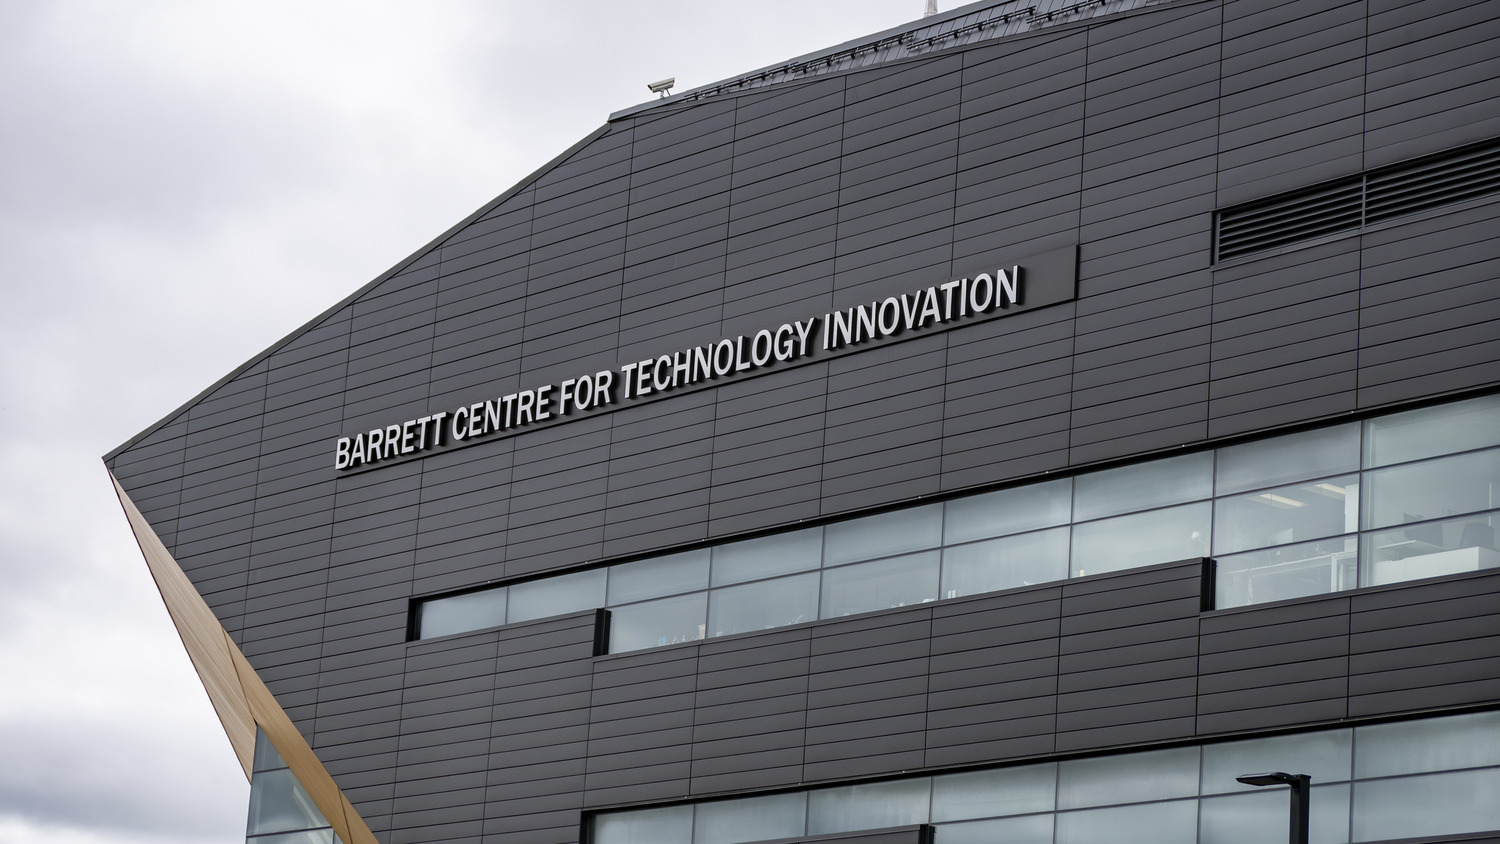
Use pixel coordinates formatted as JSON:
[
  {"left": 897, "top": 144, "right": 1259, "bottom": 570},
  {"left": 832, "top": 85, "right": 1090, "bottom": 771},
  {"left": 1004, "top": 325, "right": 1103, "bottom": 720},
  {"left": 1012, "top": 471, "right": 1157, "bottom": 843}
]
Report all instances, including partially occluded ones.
[{"left": 608, "top": 0, "right": 1182, "bottom": 121}]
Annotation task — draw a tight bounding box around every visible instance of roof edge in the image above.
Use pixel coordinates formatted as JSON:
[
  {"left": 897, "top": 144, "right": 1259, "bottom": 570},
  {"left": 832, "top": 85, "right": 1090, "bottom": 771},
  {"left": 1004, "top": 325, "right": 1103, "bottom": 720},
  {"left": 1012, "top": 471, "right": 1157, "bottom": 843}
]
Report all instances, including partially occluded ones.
[
  {"left": 104, "top": 123, "right": 615, "bottom": 464},
  {"left": 610, "top": 0, "right": 1001, "bottom": 121}
]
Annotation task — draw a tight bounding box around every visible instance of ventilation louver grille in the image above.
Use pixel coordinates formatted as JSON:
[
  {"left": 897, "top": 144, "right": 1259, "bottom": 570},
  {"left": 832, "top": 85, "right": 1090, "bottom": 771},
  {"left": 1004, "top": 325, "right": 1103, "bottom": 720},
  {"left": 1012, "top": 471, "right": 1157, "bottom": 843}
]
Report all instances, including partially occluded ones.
[{"left": 1215, "top": 137, "right": 1500, "bottom": 262}]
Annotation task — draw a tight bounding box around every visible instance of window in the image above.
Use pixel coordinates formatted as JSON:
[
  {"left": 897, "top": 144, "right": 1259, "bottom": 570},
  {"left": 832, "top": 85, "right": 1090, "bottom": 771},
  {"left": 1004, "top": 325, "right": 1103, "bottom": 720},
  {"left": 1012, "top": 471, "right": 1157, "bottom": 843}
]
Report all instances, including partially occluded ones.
[
  {"left": 415, "top": 588, "right": 505, "bottom": 639},
  {"left": 412, "top": 393, "right": 1500, "bottom": 647},
  {"left": 245, "top": 729, "right": 341, "bottom": 844},
  {"left": 593, "top": 711, "right": 1500, "bottom": 844}
]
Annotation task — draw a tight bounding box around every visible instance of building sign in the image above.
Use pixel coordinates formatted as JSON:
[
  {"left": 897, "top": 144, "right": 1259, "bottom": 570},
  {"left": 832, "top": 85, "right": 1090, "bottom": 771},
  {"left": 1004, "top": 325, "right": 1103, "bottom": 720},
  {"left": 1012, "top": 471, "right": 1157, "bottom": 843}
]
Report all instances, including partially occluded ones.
[{"left": 335, "top": 246, "right": 1076, "bottom": 470}]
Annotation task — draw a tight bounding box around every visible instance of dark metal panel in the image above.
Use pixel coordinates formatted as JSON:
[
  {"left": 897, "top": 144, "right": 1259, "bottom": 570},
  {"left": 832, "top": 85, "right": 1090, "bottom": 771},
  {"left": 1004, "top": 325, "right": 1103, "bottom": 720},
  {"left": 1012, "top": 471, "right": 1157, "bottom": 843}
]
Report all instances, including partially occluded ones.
[
  {"left": 963, "top": 30, "right": 1085, "bottom": 114},
  {"left": 820, "top": 334, "right": 947, "bottom": 514},
  {"left": 266, "top": 315, "right": 353, "bottom": 373},
  {"left": 437, "top": 256, "right": 530, "bottom": 308},
  {"left": 926, "top": 587, "right": 1061, "bottom": 766},
  {"left": 730, "top": 170, "right": 840, "bottom": 230},
  {"left": 1091, "top": 0, "right": 1220, "bottom": 56},
  {"left": 351, "top": 277, "right": 439, "bottom": 325},
  {"left": 801, "top": 611, "right": 931, "bottom": 782},
  {"left": 431, "top": 312, "right": 524, "bottom": 364},
  {"left": 438, "top": 215, "right": 531, "bottom": 269},
  {"left": 843, "top": 72, "right": 961, "bottom": 134},
  {"left": 626, "top": 187, "right": 730, "bottom": 246},
  {"left": 601, "top": 395, "right": 715, "bottom": 557},
  {"left": 735, "top": 100, "right": 845, "bottom": 163},
  {"left": 690, "top": 630, "right": 810, "bottom": 795},
  {"left": 846, "top": 52, "right": 962, "bottom": 105},
  {"left": 839, "top": 111, "right": 960, "bottom": 175},
  {"left": 731, "top": 127, "right": 843, "bottom": 190},
  {"left": 530, "top": 151, "right": 632, "bottom": 212},
  {"left": 1357, "top": 204, "right": 1500, "bottom": 406},
  {"left": 468, "top": 615, "right": 592, "bottom": 844},
  {"left": 1053, "top": 563, "right": 1203, "bottom": 751},
  {"left": 585, "top": 646, "right": 698, "bottom": 806},
  {"left": 633, "top": 130, "right": 736, "bottom": 185}
]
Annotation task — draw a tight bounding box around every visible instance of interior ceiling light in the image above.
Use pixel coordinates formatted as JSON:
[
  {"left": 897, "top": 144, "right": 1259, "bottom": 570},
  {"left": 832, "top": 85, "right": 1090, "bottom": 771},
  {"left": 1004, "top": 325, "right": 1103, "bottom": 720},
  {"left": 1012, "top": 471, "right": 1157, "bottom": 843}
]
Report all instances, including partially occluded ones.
[{"left": 1256, "top": 493, "right": 1307, "bottom": 508}]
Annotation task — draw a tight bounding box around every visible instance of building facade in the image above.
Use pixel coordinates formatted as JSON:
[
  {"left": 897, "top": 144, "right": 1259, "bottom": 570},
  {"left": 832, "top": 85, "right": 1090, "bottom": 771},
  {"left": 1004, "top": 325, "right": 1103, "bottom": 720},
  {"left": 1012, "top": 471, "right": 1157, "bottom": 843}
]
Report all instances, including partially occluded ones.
[{"left": 106, "top": 1, "right": 1500, "bottom": 842}]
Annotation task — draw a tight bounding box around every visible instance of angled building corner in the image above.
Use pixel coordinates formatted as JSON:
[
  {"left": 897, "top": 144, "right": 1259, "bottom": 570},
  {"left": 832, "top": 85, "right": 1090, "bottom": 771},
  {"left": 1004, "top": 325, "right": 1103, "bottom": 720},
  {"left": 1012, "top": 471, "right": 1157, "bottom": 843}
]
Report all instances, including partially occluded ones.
[{"left": 110, "top": 470, "right": 377, "bottom": 844}]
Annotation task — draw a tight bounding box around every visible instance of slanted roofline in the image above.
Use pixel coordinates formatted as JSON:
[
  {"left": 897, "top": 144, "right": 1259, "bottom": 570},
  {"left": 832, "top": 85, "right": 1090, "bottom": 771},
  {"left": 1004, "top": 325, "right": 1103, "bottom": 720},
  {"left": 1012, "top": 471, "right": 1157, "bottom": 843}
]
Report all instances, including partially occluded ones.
[
  {"left": 609, "top": 0, "right": 1176, "bottom": 120},
  {"left": 104, "top": 124, "right": 612, "bottom": 463}
]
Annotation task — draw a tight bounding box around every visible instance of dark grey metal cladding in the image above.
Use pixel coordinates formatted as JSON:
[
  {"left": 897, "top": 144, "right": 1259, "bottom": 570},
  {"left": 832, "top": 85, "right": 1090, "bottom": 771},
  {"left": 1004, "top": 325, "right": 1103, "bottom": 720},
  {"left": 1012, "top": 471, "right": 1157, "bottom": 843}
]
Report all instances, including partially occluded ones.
[
  {"left": 98, "top": 1, "right": 1500, "bottom": 842},
  {"left": 1055, "top": 563, "right": 1204, "bottom": 752},
  {"left": 691, "top": 627, "right": 812, "bottom": 795},
  {"left": 1216, "top": 0, "right": 1369, "bottom": 205},
  {"left": 380, "top": 562, "right": 1499, "bottom": 840},
  {"left": 1071, "top": 0, "right": 1220, "bottom": 467},
  {"left": 1356, "top": 201, "right": 1500, "bottom": 407},
  {"left": 1208, "top": 238, "right": 1362, "bottom": 438},
  {"left": 1347, "top": 574, "right": 1500, "bottom": 717},
  {"left": 1364, "top": 0, "right": 1500, "bottom": 167}
]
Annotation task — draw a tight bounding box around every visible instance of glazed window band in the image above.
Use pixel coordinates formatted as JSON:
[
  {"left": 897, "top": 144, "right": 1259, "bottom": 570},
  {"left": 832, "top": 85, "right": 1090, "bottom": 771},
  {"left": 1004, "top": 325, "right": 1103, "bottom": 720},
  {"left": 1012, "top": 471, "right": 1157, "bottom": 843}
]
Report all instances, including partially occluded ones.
[{"left": 413, "top": 393, "right": 1500, "bottom": 652}]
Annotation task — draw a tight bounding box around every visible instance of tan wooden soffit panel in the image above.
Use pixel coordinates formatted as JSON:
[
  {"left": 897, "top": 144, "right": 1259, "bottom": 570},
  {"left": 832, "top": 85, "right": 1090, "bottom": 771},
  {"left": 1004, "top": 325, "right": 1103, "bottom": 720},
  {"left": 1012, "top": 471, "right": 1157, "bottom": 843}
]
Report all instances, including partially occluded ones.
[{"left": 110, "top": 469, "right": 377, "bottom": 844}]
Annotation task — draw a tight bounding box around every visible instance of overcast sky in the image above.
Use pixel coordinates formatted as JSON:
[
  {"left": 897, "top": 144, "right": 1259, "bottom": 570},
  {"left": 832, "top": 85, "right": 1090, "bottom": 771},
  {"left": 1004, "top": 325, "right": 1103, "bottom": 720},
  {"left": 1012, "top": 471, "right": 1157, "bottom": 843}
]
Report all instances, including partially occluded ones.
[{"left": 0, "top": 2, "right": 928, "bottom": 843}]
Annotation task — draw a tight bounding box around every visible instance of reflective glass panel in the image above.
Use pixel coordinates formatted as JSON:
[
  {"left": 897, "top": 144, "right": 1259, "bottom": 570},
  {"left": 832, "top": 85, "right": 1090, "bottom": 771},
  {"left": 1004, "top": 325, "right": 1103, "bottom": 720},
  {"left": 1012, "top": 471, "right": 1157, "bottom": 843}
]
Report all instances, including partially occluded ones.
[
  {"left": 1353, "top": 710, "right": 1500, "bottom": 778},
  {"left": 711, "top": 527, "right": 822, "bottom": 587},
  {"left": 417, "top": 588, "right": 505, "bottom": 639},
  {"left": 1057, "top": 746, "right": 1199, "bottom": 808},
  {"left": 1070, "top": 502, "right": 1211, "bottom": 577},
  {"left": 931, "top": 763, "right": 1056, "bottom": 821},
  {"left": 508, "top": 569, "right": 605, "bottom": 623},
  {"left": 943, "top": 479, "right": 1072, "bottom": 545},
  {"left": 1055, "top": 799, "right": 1197, "bottom": 844},
  {"left": 708, "top": 572, "right": 818, "bottom": 638},
  {"left": 941, "top": 528, "right": 1068, "bottom": 599},
  {"left": 807, "top": 778, "right": 930, "bottom": 834},
  {"left": 1216, "top": 424, "right": 1360, "bottom": 496},
  {"left": 253, "top": 728, "right": 287, "bottom": 773},
  {"left": 1200, "top": 784, "right": 1351, "bottom": 844},
  {"left": 1074, "top": 452, "right": 1213, "bottom": 521},
  {"left": 1362, "top": 448, "right": 1500, "bottom": 530},
  {"left": 825, "top": 503, "right": 942, "bottom": 566},
  {"left": 246, "top": 769, "right": 330, "bottom": 836},
  {"left": 593, "top": 805, "right": 692, "bottom": 844},
  {"left": 693, "top": 793, "right": 807, "bottom": 844},
  {"left": 607, "top": 550, "right": 710, "bottom": 606},
  {"left": 1213, "top": 476, "right": 1358, "bottom": 555},
  {"left": 1215, "top": 537, "right": 1357, "bottom": 608},
  {"left": 1202, "top": 729, "right": 1352, "bottom": 793},
  {"left": 819, "top": 551, "right": 940, "bottom": 618},
  {"left": 609, "top": 592, "right": 706, "bottom": 653},
  {"left": 936, "top": 814, "right": 1053, "bottom": 844},
  {"left": 1360, "top": 510, "right": 1499, "bottom": 587},
  {"left": 1363, "top": 393, "right": 1500, "bottom": 468},
  {"left": 245, "top": 830, "right": 337, "bottom": 844},
  {"left": 1352, "top": 768, "right": 1500, "bottom": 842}
]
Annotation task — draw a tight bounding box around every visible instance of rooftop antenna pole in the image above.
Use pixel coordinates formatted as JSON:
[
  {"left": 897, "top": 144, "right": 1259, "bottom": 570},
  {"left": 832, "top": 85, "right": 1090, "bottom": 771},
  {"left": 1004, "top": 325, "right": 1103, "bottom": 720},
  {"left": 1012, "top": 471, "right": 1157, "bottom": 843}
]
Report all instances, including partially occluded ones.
[{"left": 924, "top": 0, "right": 939, "bottom": 16}]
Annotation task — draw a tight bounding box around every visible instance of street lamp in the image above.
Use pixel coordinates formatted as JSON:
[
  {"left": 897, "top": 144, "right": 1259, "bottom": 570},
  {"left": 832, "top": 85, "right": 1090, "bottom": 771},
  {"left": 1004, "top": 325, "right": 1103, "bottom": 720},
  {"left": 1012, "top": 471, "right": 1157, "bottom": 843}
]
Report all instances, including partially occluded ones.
[{"left": 1236, "top": 772, "right": 1311, "bottom": 844}]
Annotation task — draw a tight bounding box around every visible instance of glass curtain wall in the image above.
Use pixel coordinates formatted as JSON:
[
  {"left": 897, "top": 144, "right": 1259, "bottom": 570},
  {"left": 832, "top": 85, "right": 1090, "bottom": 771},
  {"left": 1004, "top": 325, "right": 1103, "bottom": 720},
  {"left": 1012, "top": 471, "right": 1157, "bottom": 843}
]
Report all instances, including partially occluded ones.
[
  {"left": 591, "top": 711, "right": 1500, "bottom": 844},
  {"left": 414, "top": 394, "right": 1500, "bottom": 650},
  {"left": 245, "top": 728, "right": 342, "bottom": 844}
]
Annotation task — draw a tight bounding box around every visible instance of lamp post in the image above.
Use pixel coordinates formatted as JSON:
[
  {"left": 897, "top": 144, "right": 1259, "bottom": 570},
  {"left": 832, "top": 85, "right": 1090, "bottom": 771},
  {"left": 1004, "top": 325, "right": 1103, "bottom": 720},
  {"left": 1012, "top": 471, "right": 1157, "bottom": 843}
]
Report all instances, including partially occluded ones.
[{"left": 1236, "top": 772, "right": 1311, "bottom": 844}]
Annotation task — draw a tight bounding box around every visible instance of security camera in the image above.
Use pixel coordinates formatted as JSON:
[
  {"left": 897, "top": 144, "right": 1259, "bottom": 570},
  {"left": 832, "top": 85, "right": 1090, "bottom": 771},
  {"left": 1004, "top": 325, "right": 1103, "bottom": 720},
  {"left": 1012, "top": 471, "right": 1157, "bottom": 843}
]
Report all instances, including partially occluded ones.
[{"left": 647, "top": 77, "right": 675, "bottom": 97}]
